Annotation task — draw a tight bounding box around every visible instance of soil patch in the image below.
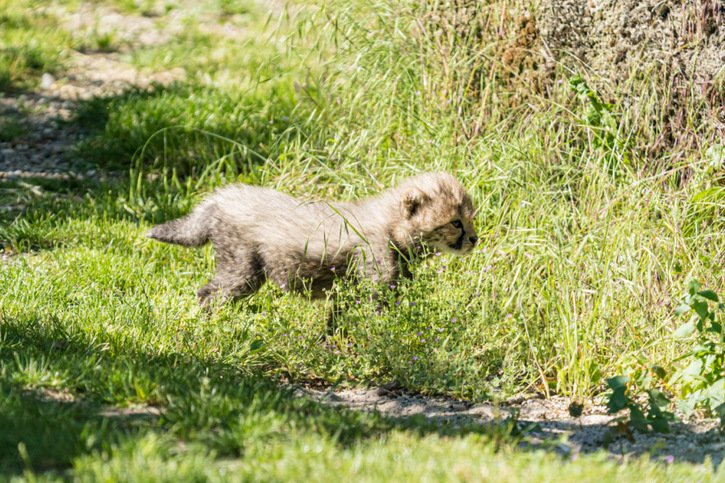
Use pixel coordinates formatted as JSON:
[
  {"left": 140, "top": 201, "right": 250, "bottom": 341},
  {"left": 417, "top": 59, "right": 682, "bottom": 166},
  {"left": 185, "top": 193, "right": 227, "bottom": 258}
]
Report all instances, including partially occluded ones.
[
  {"left": 299, "top": 385, "right": 724, "bottom": 467},
  {"left": 0, "top": 50, "right": 184, "bottom": 181}
]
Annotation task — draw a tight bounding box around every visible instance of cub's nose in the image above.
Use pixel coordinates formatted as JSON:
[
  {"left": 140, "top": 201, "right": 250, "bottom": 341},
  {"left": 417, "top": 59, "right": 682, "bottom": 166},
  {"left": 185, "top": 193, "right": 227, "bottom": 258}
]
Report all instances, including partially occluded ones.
[{"left": 469, "top": 236, "right": 478, "bottom": 245}]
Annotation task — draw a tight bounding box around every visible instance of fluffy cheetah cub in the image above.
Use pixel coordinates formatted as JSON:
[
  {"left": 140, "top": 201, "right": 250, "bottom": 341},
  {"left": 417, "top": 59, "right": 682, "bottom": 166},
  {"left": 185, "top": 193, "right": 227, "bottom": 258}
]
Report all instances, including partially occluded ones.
[{"left": 148, "top": 172, "right": 478, "bottom": 304}]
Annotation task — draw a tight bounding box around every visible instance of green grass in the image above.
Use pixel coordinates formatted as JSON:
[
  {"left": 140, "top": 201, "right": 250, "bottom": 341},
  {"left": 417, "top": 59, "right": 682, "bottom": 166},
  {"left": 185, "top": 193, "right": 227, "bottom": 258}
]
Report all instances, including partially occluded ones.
[
  {"left": 0, "top": 1, "right": 71, "bottom": 91},
  {"left": 0, "top": 0, "right": 134, "bottom": 91},
  {"left": 0, "top": 117, "right": 27, "bottom": 142},
  {"left": 1, "top": 0, "right": 723, "bottom": 479},
  {"left": 71, "top": 82, "right": 299, "bottom": 176}
]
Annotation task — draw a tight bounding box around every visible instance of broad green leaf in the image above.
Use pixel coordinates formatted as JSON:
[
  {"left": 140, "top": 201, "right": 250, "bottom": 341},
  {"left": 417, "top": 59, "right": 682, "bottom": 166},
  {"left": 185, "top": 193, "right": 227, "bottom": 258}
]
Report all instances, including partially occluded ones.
[
  {"left": 681, "top": 358, "right": 704, "bottom": 379},
  {"left": 629, "top": 405, "right": 649, "bottom": 432},
  {"left": 649, "top": 416, "right": 671, "bottom": 433},
  {"left": 697, "top": 290, "right": 719, "bottom": 302},
  {"left": 701, "top": 379, "right": 725, "bottom": 405},
  {"left": 607, "top": 375, "right": 629, "bottom": 390},
  {"left": 677, "top": 398, "right": 697, "bottom": 416},
  {"left": 607, "top": 387, "right": 628, "bottom": 414},
  {"left": 651, "top": 366, "right": 667, "bottom": 379},
  {"left": 693, "top": 300, "right": 709, "bottom": 321},
  {"left": 605, "top": 377, "right": 630, "bottom": 415},
  {"left": 647, "top": 389, "right": 670, "bottom": 409},
  {"left": 249, "top": 339, "right": 264, "bottom": 351}
]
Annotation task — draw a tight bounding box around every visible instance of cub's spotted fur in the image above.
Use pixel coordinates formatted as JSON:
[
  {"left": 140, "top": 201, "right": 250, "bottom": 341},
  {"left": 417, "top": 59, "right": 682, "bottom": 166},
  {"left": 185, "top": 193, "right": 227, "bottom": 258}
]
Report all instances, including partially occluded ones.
[{"left": 148, "top": 172, "right": 477, "bottom": 304}]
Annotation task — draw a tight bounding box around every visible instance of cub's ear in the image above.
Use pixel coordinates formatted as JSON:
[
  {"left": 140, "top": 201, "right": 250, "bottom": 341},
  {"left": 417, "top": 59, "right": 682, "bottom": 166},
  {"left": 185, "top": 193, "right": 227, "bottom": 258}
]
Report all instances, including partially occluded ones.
[{"left": 402, "top": 188, "right": 429, "bottom": 218}]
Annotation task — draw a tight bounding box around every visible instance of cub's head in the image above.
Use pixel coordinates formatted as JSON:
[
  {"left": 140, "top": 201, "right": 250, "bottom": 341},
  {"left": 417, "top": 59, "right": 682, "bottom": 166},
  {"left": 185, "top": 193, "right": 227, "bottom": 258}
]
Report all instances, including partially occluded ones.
[{"left": 397, "top": 172, "right": 477, "bottom": 255}]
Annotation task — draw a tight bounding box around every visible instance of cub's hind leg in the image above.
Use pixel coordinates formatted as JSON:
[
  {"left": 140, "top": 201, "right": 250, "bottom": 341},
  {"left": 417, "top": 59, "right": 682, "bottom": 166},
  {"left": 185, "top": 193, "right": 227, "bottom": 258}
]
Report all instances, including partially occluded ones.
[
  {"left": 197, "top": 247, "right": 265, "bottom": 305},
  {"left": 197, "top": 271, "right": 263, "bottom": 305}
]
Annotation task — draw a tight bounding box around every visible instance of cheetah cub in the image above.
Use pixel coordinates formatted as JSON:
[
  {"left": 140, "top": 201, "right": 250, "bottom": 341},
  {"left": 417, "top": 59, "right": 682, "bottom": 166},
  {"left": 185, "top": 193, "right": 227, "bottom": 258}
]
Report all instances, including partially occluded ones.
[{"left": 148, "top": 172, "right": 478, "bottom": 304}]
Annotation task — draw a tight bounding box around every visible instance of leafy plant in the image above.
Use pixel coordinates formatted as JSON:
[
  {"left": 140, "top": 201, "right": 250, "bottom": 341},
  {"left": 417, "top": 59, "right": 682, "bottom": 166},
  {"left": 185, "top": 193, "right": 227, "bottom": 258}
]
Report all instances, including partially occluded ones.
[
  {"left": 671, "top": 280, "right": 724, "bottom": 427},
  {"left": 569, "top": 75, "right": 628, "bottom": 174},
  {"left": 605, "top": 374, "right": 675, "bottom": 434},
  {"left": 605, "top": 281, "right": 725, "bottom": 434}
]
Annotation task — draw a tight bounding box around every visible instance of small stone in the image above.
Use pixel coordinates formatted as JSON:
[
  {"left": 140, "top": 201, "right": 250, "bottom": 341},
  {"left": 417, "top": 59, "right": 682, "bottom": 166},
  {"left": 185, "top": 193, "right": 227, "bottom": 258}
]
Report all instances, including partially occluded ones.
[{"left": 40, "top": 73, "right": 55, "bottom": 89}]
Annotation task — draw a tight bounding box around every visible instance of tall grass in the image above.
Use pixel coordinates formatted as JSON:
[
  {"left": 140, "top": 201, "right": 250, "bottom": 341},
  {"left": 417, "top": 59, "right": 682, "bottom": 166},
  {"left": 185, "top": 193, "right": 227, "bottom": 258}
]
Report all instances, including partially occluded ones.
[
  {"left": 255, "top": 0, "right": 724, "bottom": 397},
  {"left": 3, "top": 0, "right": 723, "bottom": 402}
]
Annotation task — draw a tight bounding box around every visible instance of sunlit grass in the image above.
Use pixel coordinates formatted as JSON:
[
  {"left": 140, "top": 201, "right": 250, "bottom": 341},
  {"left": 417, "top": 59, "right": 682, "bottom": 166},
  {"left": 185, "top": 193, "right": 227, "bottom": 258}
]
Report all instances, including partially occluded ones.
[{"left": 0, "top": 0, "right": 71, "bottom": 91}]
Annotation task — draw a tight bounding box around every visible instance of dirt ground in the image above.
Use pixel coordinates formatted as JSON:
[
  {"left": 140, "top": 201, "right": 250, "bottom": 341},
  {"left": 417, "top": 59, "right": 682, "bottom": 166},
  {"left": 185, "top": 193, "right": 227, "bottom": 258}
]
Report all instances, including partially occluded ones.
[
  {"left": 298, "top": 385, "right": 723, "bottom": 467},
  {"left": 0, "top": 3, "right": 188, "bottom": 182}
]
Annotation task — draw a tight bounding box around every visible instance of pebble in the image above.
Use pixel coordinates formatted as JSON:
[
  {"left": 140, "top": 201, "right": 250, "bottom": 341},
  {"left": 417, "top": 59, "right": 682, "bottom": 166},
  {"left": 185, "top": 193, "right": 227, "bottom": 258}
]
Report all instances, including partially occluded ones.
[{"left": 40, "top": 73, "right": 56, "bottom": 89}]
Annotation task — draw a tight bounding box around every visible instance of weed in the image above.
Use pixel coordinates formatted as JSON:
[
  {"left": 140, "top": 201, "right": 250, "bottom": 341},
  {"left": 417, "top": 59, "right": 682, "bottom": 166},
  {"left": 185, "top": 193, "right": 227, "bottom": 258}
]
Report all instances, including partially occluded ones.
[
  {"left": 604, "top": 374, "right": 675, "bottom": 435},
  {"left": 604, "top": 281, "right": 725, "bottom": 435},
  {"left": 671, "top": 280, "right": 724, "bottom": 426},
  {"left": 569, "top": 75, "right": 628, "bottom": 175}
]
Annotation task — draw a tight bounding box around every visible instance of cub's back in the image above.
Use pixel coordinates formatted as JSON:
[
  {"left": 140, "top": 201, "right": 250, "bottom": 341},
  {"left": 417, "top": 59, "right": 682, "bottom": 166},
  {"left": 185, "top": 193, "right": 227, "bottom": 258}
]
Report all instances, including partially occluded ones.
[{"left": 210, "top": 184, "right": 352, "bottom": 250}]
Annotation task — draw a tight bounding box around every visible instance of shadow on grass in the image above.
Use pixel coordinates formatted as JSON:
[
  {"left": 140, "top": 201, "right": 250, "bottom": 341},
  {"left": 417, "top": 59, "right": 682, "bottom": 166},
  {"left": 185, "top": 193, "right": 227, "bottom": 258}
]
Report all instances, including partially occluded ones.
[
  {"left": 0, "top": 176, "right": 102, "bottom": 265},
  {"left": 2, "top": 313, "right": 722, "bottom": 478},
  {"left": 1, "top": 78, "right": 312, "bottom": 252},
  {"left": 70, "top": 81, "right": 304, "bottom": 176},
  {"left": 0, "top": 384, "right": 163, "bottom": 475},
  {"left": 0, "top": 317, "right": 498, "bottom": 477}
]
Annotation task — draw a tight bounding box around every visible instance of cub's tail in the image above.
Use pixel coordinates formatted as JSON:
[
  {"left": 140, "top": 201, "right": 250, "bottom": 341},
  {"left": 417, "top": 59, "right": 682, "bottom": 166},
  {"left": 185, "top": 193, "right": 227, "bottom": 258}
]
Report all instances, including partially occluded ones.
[{"left": 146, "top": 202, "right": 215, "bottom": 247}]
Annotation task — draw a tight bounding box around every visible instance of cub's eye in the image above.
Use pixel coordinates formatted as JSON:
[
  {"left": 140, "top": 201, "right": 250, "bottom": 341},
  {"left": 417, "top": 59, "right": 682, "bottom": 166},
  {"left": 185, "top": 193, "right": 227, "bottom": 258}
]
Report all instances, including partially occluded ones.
[{"left": 452, "top": 220, "right": 463, "bottom": 229}]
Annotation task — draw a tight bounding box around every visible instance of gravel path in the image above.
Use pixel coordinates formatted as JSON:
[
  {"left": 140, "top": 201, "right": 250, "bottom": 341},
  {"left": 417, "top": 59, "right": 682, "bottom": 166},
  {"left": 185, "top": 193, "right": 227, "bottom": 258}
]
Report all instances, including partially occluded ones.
[
  {"left": 299, "top": 386, "right": 723, "bottom": 467},
  {"left": 0, "top": 2, "right": 195, "bottom": 181},
  {"left": 0, "top": 52, "right": 183, "bottom": 181}
]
